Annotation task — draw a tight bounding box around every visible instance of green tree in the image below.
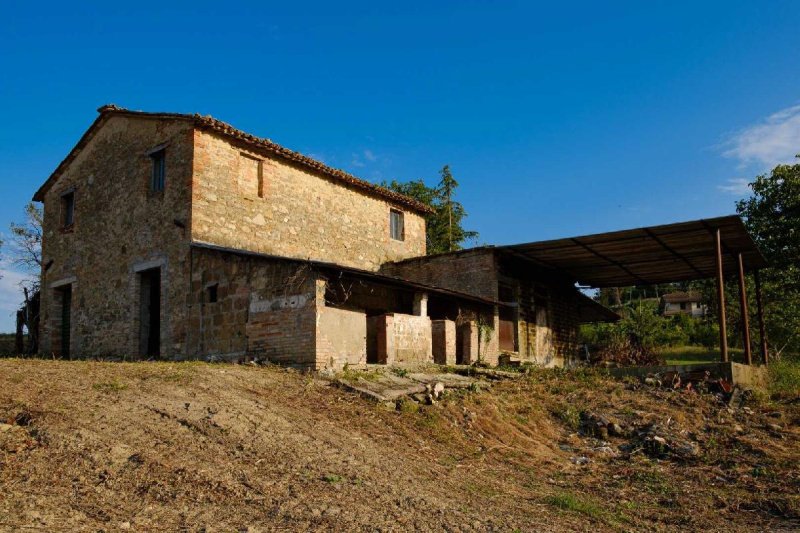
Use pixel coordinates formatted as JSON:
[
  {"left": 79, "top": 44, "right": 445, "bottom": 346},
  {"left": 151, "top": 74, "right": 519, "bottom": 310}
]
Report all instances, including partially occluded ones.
[
  {"left": 383, "top": 165, "right": 478, "bottom": 254},
  {"left": 736, "top": 158, "right": 800, "bottom": 356}
]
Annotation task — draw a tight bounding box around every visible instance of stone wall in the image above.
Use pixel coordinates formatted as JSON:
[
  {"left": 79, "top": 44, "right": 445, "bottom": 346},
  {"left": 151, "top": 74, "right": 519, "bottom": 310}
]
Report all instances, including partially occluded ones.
[
  {"left": 187, "top": 248, "right": 318, "bottom": 367},
  {"left": 191, "top": 130, "right": 427, "bottom": 271},
  {"left": 39, "top": 115, "right": 194, "bottom": 358},
  {"left": 369, "top": 313, "right": 432, "bottom": 365}
]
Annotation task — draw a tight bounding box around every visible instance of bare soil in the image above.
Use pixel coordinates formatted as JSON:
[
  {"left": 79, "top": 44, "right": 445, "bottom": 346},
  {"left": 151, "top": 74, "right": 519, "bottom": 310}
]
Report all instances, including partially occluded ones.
[{"left": 0, "top": 359, "right": 798, "bottom": 532}]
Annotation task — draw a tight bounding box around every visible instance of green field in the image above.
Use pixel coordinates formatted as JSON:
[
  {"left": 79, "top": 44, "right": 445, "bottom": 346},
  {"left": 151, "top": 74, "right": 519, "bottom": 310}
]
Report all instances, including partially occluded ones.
[{"left": 658, "top": 345, "right": 746, "bottom": 365}]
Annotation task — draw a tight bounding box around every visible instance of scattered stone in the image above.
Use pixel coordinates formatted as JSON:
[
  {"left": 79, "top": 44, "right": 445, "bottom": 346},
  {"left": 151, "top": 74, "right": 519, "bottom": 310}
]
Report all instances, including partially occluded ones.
[
  {"left": 432, "top": 381, "right": 445, "bottom": 399},
  {"left": 672, "top": 440, "right": 700, "bottom": 459},
  {"left": 767, "top": 423, "right": 783, "bottom": 433},
  {"left": 644, "top": 377, "right": 662, "bottom": 387},
  {"left": 571, "top": 456, "right": 590, "bottom": 465},
  {"left": 411, "top": 393, "right": 429, "bottom": 404},
  {"left": 609, "top": 423, "right": 626, "bottom": 437}
]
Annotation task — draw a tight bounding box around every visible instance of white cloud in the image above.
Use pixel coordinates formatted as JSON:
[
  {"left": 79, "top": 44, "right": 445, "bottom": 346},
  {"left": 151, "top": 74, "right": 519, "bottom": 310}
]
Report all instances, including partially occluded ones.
[
  {"left": 723, "top": 104, "right": 800, "bottom": 169},
  {"left": 717, "top": 177, "right": 751, "bottom": 196},
  {"left": 350, "top": 149, "right": 378, "bottom": 169},
  {"left": 350, "top": 153, "right": 366, "bottom": 168}
]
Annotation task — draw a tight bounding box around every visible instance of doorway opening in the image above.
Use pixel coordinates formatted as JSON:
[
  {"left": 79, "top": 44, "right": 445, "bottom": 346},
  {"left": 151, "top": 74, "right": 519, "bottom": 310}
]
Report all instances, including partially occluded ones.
[
  {"left": 138, "top": 268, "right": 161, "bottom": 357},
  {"left": 54, "top": 285, "right": 72, "bottom": 358}
]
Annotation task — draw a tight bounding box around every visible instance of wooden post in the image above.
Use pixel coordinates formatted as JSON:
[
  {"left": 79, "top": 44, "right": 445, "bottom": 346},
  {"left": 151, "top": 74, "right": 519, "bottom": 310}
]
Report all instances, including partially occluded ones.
[
  {"left": 754, "top": 269, "right": 768, "bottom": 365},
  {"left": 737, "top": 253, "right": 752, "bottom": 365},
  {"left": 715, "top": 229, "right": 728, "bottom": 362}
]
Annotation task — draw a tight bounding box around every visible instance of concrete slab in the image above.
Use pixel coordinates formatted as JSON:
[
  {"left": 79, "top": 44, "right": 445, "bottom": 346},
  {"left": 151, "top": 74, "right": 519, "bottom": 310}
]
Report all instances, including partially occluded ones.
[{"left": 336, "top": 370, "right": 482, "bottom": 402}]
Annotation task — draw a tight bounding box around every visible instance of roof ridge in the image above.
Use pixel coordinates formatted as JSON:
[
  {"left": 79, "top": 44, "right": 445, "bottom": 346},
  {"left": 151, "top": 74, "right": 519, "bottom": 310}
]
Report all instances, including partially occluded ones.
[{"left": 35, "top": 104, "right": 432, "bottom": 213}]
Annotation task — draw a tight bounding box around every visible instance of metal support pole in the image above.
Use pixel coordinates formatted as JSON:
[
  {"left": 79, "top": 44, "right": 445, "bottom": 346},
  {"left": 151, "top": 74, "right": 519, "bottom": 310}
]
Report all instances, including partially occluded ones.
[
  {"left": 754, "top": 269, "right": 768, "bottom": 365},
  {"left": 737, "top": 253, "right": 752, "bottom": 365},
  {"left": 715, "top": 229, "right": 728, "bottom": 362}
]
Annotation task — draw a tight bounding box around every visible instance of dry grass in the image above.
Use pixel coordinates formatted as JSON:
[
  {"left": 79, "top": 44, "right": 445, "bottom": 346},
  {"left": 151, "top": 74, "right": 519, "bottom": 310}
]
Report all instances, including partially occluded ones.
[{"left": 0, "top": 358, "right": 798, "bottom": 531}]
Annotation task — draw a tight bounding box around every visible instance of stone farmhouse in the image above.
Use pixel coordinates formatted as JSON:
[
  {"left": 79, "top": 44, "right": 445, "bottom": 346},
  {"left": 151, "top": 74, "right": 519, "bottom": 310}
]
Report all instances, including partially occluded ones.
[{"left": 34, "top": 105, "right": 617, "bottom": 369}]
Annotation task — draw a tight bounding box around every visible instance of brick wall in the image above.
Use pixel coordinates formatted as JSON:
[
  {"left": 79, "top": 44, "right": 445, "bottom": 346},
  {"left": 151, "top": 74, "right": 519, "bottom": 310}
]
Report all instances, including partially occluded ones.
[
  {"left": 432, "top": 319, "right": 456, "bottom": 365},
  {"left": 39, "top": 115, "right": 194, "bottom": 358},
  {"left": 191, "top": 130, "right": 427, "bottom": 272},
  {"left": 380, "top": 249, "right": 499, "bottom": 300}
]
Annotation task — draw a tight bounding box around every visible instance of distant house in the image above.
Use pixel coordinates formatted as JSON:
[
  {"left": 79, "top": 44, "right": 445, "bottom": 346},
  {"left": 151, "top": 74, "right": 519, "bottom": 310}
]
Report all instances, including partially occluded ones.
[{"left": 661, "top": 292, "right": 706, "bottom": 317}]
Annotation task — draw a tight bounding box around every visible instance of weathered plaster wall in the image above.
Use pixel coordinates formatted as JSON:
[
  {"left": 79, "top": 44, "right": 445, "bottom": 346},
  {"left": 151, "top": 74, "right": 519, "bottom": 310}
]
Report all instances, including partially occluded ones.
[
  {"left": 191, "top": 130, "right": 426, "bottom": 271},
  {"left": 39, "top": 115, "right": 194, "bottom": 358},
  {"left": 316, "top": 306, "right": 367, "bottom": 369}
]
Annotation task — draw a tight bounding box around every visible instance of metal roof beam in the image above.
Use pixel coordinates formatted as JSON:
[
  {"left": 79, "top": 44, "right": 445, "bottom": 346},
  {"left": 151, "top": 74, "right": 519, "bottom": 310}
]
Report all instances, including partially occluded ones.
[
  {"left": 570, "top": 238, "right": 650, "bottom": 286},
  {"left": 642, "top": 227, "right": 710, "bottom": 278}
]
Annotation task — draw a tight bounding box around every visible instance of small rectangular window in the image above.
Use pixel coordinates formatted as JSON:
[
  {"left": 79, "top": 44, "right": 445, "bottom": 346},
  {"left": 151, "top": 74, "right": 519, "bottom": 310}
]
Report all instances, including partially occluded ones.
[
  {"left": 390, "top": 209, "right": 404, "bottom": 241},
  {"left": 62, "top": 191, "right": 75, "bottom": 228},
  {"left": 150, "top": 149, "right": 166, "bottom": 192},
  {"left": 207, "top": 284, "right": 218, "bottom": 303}
]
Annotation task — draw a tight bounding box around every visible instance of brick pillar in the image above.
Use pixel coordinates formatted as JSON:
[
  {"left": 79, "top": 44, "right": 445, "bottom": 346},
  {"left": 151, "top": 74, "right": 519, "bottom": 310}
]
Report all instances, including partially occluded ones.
[
  {"left": 432, "top": 319, "right": 456, "bottom": 365},
  {"left": 376, "top": 314, "right": 395, "bottom": 365},
  {"left": 458, "top": 321, "right": 479, "bottom": 365},
  {"left": 413, "top": 292, "right": 428, "bottom": 317}
]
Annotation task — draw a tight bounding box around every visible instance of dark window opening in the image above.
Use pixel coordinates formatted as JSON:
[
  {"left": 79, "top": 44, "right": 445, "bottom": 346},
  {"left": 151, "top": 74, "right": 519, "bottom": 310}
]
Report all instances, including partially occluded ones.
[
  {"left": 207, "top": 284, "right": 218, "bottom": 303},
  {"left": 62, "top": 191, "right": 75, "bottom": 228},
  {"left": 390, "top": 209, "right": 404, "bottom": 241},
  {"left": 150, "top": 149, "right": 166, "bottom": 192},
  {"left": 498, "top": 283, "right": 516, "bottom": 303}
]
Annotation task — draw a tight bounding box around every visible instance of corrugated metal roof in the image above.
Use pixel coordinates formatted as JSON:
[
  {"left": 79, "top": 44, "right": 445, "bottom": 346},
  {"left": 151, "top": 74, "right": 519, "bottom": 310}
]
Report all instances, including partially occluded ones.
[{"left": 498, "top": 215, "right": 767, "bottom": 288}]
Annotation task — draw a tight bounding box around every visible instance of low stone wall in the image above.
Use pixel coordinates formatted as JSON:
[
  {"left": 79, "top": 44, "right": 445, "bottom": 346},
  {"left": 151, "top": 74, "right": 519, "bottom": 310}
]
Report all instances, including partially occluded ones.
[
  {"left": 316, "top": 306, "right": 367, "bottom": 369},
  {"left": 608, "top": 362, "right": 769, "bottom": 390},
  {"left": 369, "top": 313, "right": 432, "bottom": 365}
]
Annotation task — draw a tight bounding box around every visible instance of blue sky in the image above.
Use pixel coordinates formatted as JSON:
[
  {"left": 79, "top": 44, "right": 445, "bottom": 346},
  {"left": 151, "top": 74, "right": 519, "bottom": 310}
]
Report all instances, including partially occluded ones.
[{"left": 2, "top": 1, "right": 800, "bottom": 331}]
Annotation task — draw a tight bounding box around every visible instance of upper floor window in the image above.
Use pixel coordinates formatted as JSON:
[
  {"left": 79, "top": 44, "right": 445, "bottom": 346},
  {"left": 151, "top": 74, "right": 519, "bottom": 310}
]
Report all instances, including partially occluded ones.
[
  {"left": 61, "top": 191, "right": 75, "bottom": 229},
  {"left": 390, "top": 209, "right": 404, "bottom": 241},
  {"left": 150, "top": 149, "right": 166, "bottom": 192}
]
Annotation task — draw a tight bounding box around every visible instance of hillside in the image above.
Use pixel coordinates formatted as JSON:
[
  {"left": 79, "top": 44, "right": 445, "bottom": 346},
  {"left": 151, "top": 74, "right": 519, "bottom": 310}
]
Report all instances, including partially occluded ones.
[{"left": 1, "top": 359, "right": 798, "bottom": 531}]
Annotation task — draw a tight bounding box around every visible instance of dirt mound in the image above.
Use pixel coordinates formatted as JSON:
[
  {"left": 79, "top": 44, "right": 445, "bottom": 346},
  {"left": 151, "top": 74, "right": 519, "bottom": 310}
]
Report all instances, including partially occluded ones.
[{"left": 0, "top": 359, "right": 797, "bottom": 531}]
